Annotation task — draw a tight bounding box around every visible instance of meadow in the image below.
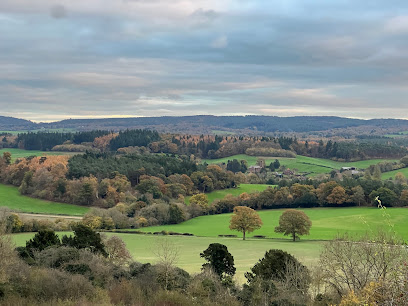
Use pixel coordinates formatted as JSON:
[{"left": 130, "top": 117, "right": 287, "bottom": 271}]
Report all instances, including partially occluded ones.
[
  {"left": 12, "top": 232, "right": 322, "bottom": 283},
  {"left": 185, "top": 184, "right": 272, "bottom": 204},
  {"left": 0, "top": 184, "right": 89, "bottom": 216},
  {"left": 382, "top": 167, "right": 408, "bottom": 180},
  {"left": 202, "top": 154, "right": 397, "bottom": 176},
  {"left": 137, "top": 207, "right": 407, "bottom": 240},
  {"left": 0, "top": 148, "right": 77, "bottom": 161}
]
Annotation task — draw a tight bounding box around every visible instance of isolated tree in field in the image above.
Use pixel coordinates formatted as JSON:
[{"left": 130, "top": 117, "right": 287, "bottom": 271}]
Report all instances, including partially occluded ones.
[
  {"left": 229, "top": 206, "right": 263, "bottom": 240},
  {"left": 275, "top": 209, "right": 312, "bottom": 241},
  {"left": 200, "top": 243, "right": 236, "bottom": 280}
]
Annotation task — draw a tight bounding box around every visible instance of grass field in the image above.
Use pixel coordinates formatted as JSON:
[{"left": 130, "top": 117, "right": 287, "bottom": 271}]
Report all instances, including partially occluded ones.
[
  {"left": 185, "top": 184, "right": 272, "bottom": 204},
  {"left": 202, "top": 154, "right": 397, "bottom": 176},
  {"left": 11, "top": 232, "right": 322, "bottom": 283},
  {"left": 0, "top": 148, "right": 77, "bottom": 161},
  {"left": 137, "top": 207, "right": 407, "bottom": 240},
  {"left": 382, "top": 167, "right": 408, "bottom": 180},
  {"left": 385, "top": 131, "right": 408, "bottom": 138},
  {"left": 0, "top": 184, "right": 89, "bottom": 216}
]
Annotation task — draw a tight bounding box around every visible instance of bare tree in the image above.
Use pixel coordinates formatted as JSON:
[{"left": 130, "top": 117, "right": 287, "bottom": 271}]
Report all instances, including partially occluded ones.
[
  {"left": 153, "top": 238, "right": 179, "bottom": 290},
  {"left": 319, "top": 231, "right": 406, "bottom": 298}
]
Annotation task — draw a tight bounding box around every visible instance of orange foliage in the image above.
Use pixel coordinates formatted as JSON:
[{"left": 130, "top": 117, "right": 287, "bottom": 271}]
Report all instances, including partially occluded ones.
[{"left": 93, "top": 133, "right": 118, "bottom": 152}]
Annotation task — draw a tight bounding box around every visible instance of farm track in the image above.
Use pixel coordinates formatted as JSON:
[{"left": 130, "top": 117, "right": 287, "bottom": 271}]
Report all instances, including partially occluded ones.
[{"left": 18, "top": 213, "right": 82, "bottom": 220}]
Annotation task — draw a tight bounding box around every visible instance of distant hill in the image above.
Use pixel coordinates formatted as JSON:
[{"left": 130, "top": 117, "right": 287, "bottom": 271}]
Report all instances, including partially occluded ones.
[
  {"left": 0, "top": 116, "right": 37, "bottom": 131},
  {"left": 42, "top": 115, "right": 408, "bottom": 133},
  {"left": 2, "top": 115, "right": 408, "bottom": 134}
]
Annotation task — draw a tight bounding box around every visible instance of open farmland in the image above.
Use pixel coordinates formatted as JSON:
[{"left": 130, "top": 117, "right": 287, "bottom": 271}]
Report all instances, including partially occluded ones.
[
  {"left": 137, "top": 207, "right": 407, "bottom": 240},
  {"left": 382, "top": 167, "right": 408, "bottom": 180},
  {"left": 185, "top": 183, "right": 272, "bottom": 204},
  {"left": 202, "top": 154, "right": 398, "bottom": 176},
  {"left": 12, "top": 232, "right": 322, "bottom": 283},
  {"left": 0, "top": 184, "right": 89, "bottom": 216},
  {"left": 0, "top": 148, "right": 77, "bottom": 161}
]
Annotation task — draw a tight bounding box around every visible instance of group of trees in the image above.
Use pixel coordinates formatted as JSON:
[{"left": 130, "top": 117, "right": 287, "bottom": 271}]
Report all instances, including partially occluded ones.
[
  {"left": 229, "top": 206, "right": 312, "bottom": 241},
  {"left": 203, "top": 177, "right": 408, "bottom": 219},
  {"left": 0, "top": 152, "right": 246, "bottom": 229}
]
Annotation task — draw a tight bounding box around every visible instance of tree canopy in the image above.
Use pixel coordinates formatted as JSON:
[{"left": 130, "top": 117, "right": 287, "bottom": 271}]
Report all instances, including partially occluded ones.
[
  {"left": 229, "top": 206, "right": 263, "bottom": 240},
  {"left": 200, "top": 243, "right": 236, "bottom": 280},
  {"left": 274, "top": 209, "right": 312, "bottom": 241}
]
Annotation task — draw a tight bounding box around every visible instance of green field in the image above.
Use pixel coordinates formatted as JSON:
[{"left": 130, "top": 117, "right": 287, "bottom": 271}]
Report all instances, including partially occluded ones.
[
  {"left": 0, "top": 148, "right": 77, "bottom": 161},
  {"left": 11, "top": 232, "right": 322, "bottom": 283},
  {"left": 382, "top": 167, "right": 408, "bottom": 180},
  {"left": 202, "top": 154, "right": 397, "bottom": 176},
  {"left": 0, "top": 184, "right": 89, "bottom": 216},
  {"left": 137, "top": 207, "right": 407, "bottom": 240},
  {"left": 185, "top": 184, "right": 272, "bottom": 204},
  {"left": 385, "top": 131, "right": 408, "bottom": 138}
]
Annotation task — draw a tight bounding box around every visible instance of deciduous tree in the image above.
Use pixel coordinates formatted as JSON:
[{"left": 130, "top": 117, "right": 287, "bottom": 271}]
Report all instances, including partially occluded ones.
[
  {"left": 274, "top": 209, "right": 312, "bottom": 241},
  {"left": 229, "top": 206, "right": 263, "bottom": 240}
]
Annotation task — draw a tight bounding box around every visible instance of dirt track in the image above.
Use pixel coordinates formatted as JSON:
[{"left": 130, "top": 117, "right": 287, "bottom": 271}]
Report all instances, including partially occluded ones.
[{"left": 18, "top": 213, "right": 82, "bottom": 220}]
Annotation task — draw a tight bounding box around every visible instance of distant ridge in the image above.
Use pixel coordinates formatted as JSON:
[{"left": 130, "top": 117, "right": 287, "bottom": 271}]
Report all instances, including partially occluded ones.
[
  {"left": 0, "top": 115, "right": 36, "bottom": 130},
  {"left": 1, "top": 115, "right": 408, "bottom": 133}
]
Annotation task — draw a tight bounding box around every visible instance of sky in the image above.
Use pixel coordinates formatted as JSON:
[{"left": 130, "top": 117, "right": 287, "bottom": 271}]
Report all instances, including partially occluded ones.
[{"left": 1, "top": 0, "right": 408, "bottom": 122}]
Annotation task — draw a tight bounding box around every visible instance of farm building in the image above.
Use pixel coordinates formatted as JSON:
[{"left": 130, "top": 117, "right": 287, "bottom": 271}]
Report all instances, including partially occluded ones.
[{"left": 248, "top": 165, "right": 262, "bottom": 173}]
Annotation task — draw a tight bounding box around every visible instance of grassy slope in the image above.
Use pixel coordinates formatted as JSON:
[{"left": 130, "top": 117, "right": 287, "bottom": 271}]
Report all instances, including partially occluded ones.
[
  {"left": 0, "top": 148, "right": 77, "bottom": 161},
  {"left": 0, "top": 184, "right": 89, "bottom": 216},
  {"left": 12, "top": 232, "right": 322, "bottom": 283},
  {"left": 382, "top": 168, "right": 408, "bottom": 180},
  {"left": 185, "top": 184, "right": 272, "bottom": 204},
  {"left": 137, "top": 207, "right": 407, "bottom": 240},
  {"left": 202, "top": 154, "right": 397, "bottom": 176}
]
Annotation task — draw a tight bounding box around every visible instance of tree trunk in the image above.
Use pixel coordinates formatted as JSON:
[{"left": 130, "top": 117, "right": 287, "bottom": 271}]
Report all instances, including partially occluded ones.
[
  {"left": 292, "top": 232, "right": 296, "bottom": 242},
  {"left": 243, "top": 231, "right": 246, "bottom": 240}
]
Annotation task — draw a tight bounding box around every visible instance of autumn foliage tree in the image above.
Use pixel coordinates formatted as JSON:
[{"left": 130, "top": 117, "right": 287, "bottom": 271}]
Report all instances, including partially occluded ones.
[
  {"left": 274, "top": 209, "right": 312, "bottom": 241},
  {"left": 229, "top": 206, "right": 263, "bottom": 240}
]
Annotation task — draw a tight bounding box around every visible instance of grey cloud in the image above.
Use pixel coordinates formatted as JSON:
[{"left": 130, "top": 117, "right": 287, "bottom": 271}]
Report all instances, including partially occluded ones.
[
  {"left": 50, "top": 4, "right": 67, "bottom": 19},
  {"left": 2, "top": 1, "right": 408, "bottom": 121}
]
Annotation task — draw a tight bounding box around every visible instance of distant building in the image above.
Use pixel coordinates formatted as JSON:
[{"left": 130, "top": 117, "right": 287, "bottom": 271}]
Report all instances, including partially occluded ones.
[
  {"left": 274, "top": 172, "right": 283, "bottom": 178},
  {"left": 248, "top": 165, "right": 262, "bottom": 173},
  {"left": 283, "top": 169, "right": 294, "bottom": 176},
  {"left": 341, "top": 167, "right": 357, "bottom": 171}
]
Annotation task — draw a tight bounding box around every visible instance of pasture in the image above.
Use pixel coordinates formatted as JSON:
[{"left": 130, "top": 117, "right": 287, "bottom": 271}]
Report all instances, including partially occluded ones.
[
  {"left": 12, "top": 232, "right": 322, "bottom": 283},
  {"left": 0, "top": 184, "right": 89, "bottom": 216},
  {"left": 202, "top": 154, "right": 397, "bottom": 176},
  {"left": 185, "top": 184, "right": 272, "bottom": 204},
  {"left": 137, "top": 207, "right": 407, "bottom": 240},
  {"left": 0, "top": 148, "right": 77, "bottom": 161},
  {"left": 382, "top": 167, "right": 408, "bottom": 180}
]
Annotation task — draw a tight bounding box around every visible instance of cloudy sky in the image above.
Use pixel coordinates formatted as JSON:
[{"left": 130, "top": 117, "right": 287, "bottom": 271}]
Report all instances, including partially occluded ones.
[{"left": 1, "top": 0, "right": 408, "bottom": 122}]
